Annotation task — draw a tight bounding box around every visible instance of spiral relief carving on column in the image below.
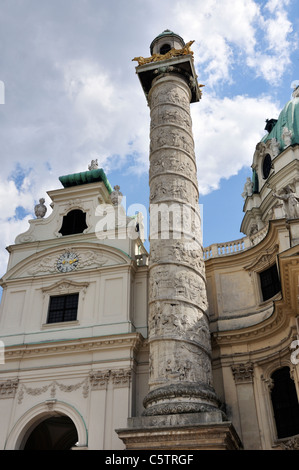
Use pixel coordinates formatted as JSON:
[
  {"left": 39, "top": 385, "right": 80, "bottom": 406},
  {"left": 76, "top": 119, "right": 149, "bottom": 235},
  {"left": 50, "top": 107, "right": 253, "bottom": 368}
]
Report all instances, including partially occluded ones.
[{"left": 143, "top": 71, "right": 219, "bottom": 416}]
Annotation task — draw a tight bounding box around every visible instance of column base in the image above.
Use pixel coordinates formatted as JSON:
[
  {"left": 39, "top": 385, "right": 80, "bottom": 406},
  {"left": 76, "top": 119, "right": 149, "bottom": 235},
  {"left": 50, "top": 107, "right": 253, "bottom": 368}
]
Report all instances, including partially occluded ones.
[{"left": 116, "top": 412, "right": 243, "bottom": 450}]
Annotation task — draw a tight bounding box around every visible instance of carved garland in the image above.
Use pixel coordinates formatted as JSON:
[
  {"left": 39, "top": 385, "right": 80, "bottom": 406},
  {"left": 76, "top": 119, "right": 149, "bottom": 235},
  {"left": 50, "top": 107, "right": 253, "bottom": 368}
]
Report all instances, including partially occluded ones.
[
  {"left": 17, "top": 378, "right": 89, "bottom": 404},
  {"left": 9, "top": 368, "right": 132, "bottom": 403}
]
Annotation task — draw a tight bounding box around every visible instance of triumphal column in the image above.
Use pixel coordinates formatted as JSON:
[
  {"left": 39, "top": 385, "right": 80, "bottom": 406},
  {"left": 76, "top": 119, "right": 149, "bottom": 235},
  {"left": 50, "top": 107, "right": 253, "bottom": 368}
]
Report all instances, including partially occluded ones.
[
  {"left": 137, "top": 31, "right": 219, "bottom": 417},
  {"left": 117, "top": 30, "right": 242, "bottom": 449}
]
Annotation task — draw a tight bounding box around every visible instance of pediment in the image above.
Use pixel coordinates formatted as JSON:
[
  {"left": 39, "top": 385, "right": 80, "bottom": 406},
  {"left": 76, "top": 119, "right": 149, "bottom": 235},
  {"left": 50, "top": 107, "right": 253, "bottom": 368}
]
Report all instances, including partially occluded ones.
[
  {"left": 41, "top": 279, "right": 89, "bottom": 296},
  {"left": 4, "top": 244, "right": 131, "bottom": 280}
]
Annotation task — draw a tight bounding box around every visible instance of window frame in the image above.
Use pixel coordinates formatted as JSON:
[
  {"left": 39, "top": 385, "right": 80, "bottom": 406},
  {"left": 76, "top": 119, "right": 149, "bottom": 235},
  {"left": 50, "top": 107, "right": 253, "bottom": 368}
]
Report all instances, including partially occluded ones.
[
  {"left": 41, "top": 279, "right": 89, "bottom": 328},
  {"left": 259, "top": 263, "right": 281, "bottom": 302},
  {"left": 47, "top": 293, "right": 79, "bottom": 324}
]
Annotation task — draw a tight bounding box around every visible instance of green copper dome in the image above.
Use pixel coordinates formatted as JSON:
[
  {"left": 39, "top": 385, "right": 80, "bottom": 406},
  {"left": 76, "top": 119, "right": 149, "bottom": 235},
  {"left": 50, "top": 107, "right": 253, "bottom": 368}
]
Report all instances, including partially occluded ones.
[{"left": 262, "top": 95, "right": 299, "bottom": 152}]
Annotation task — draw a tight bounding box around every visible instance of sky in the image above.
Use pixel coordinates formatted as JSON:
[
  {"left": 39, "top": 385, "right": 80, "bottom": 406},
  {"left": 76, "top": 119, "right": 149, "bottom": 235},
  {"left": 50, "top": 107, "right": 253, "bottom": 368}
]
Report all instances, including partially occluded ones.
[{"left": 0, "top": 0, "right": 298, "bottom": 284}]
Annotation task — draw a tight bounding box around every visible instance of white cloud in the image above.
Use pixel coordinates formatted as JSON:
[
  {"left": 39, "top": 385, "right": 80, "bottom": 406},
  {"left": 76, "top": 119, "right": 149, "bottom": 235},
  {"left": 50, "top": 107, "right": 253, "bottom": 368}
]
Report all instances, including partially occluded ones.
[
  {"left": 0, "top": 0, "right": 298, "bottom": 274},
  {"left": 171, "top": 0, "right": 294, "bottom": 85},
  {"left": 0, "top": 178, "right": 34, "bottom": 220},
  {"left": 59, "top": 59, "right": 150, "bottom": 173},
  {"left": 246, "top": 0, "right": 295, "bottom": 82}
]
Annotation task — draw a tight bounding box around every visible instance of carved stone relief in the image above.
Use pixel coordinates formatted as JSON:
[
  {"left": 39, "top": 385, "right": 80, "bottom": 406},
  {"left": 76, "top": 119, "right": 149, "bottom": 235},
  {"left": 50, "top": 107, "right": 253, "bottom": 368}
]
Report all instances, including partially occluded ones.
[
  {"left": 150, "top": 127, "right": 194, "bottom": 156},
  {"left": 111, "top": 369, "right": 132, "bottom": 388},
  {"left": 148, "top": 301, "right": 210, "bottom": 349},
  {"left": 150, "top": 105, "right": 192, "bottom": 131},
  {"left": 231, "top": 363, "right": 254, "bottom": 384},
  {"left": 149, "top": 266, "right": 207, "bottom": 309},
  {"left": 149, "top": 151, "right": 197, "bottom": 183},
  {"left": 149, "top": 239, "right": 204, "bottom": 272},
  {"left": 150, "top": 177, "right": 190, "bottom": 203},
  {"left": 26, "top": 249, "right": 108, "bottom": 276},
  {"left": 89, "top": 369, "right": 131, "bottom": 389},
  {"left": 89, "top": 370, "right": 111, "bottom": 390},
  {"left": 17, "top": 378, "right": 89, "bottom": 404},
  {"left": 280, "top": 436, "right": 299, "bottom": 450},
  {"left": 149, "top": 342, "right": 213, "bottom": 388},
  {"left": 149, "top": 82, "right": 190, "bottom": 109},
  {"left": 145, "top": 70, "right": 216, "bottom": 416},
  {"left": 0, "top": 379, "right": 19, "bottom": 399}
]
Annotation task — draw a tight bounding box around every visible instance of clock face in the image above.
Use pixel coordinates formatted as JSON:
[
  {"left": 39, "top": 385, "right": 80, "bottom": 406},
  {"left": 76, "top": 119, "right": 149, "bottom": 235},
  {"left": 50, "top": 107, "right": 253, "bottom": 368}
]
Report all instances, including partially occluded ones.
[{"left": 57, "top": 252, "right": 79, "bottom": 273}]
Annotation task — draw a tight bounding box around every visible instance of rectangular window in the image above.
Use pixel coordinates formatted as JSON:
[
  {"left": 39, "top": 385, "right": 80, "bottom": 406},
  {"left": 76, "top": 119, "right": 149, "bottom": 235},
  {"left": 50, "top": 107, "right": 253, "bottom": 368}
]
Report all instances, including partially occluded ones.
[
  {"left": 47, "top": 293, "right": 79, "bottom": 324},
  {"left": 259, "top": 264, "right": 280, "bottom": 302}
]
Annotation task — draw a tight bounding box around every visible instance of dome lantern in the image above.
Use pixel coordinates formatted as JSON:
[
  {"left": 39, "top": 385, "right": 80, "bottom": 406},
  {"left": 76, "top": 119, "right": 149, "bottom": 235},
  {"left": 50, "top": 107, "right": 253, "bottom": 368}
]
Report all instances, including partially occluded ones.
[{"left": 150, "top": 29, "right": 185, "bottom": 56}]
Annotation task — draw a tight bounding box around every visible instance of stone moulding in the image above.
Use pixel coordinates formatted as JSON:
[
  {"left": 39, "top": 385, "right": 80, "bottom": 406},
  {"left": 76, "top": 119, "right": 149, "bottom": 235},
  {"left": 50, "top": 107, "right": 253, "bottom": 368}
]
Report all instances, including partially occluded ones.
[
  {"left": 89, "top": 368, "right": 132, "bottom": 390},
  {"left": 3, "top": 333, "right": 144, "bottom": 360},
  {"left": 116, "top": 419, "right": 243, "bottom": 450},
  {"left": 142, "top": 382, "right": 221, "bottom": 416}
]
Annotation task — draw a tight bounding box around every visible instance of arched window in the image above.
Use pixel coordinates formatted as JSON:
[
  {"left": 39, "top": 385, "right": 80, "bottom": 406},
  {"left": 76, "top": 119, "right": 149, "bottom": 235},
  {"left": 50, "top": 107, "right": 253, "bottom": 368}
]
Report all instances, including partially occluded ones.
[
  {"left": 271, "top": 367, "right": 299, "bottom": 439},
  {"left": 262, "top": 153, "right": 272, "bottom": 179},
  {"left": 59, "top": 209, "right": 87, "bottom": 236}
]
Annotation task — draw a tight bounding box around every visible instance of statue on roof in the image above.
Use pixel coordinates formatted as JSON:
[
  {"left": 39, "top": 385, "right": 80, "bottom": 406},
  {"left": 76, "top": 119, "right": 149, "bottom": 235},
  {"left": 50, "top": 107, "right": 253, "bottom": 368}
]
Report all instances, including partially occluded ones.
[
  {"left": 88, "top": 159, "right": 99, "bottom": 170},
  {"left": 272, "top": 185, "right": 299, "bottom": 219},
  {"left": 282, "top": 127, "right": 293, "bottom": 148},
  {"left": 132, "top": 40, "right": 195, "bottom": 66},
  {"left": 34, "top": 198, "right": 47, "bottom": 219},
  {"left": 242, "top": 177, "right": 253, "bottom": 199},
  {"left": 110, "top": 185, "right": 123, "bottom": 206}
]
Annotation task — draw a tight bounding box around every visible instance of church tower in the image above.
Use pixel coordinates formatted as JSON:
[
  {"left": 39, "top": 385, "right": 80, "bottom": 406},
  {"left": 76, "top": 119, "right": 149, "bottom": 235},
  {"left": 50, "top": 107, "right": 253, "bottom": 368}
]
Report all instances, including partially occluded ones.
[{"left": 117, "top": 30, "right": 242, "bottom": 450}]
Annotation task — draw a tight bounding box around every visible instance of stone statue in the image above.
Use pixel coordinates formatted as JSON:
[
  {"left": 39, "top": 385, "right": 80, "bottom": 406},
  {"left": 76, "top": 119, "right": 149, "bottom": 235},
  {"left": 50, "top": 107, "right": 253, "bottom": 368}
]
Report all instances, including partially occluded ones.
[
  {"left": 88, "top": 159, "right": 98, "bottom": 170},
  {"left": 282, "top": 127, "right": 293, "bottom": 148},
  {"left": 242, "top": 177, "right": 253, "bottom": 199},
  {"left": 132, "top": 40, "right": 195, "bottom": 66},
  {"left": 110, "top": 185, "right": 123, "bottom": 206},
  {"left": 34, "top": 198, "right": 47, "bottom": 219},
  {"left": 292, "top": 84, "right": 299, "bottom": 99},
  {"left": 272, "top": 185, "right": 299, "bottom": 219},
  {"left": 270, "top": 138, "right": 280, "bottom": 157}
]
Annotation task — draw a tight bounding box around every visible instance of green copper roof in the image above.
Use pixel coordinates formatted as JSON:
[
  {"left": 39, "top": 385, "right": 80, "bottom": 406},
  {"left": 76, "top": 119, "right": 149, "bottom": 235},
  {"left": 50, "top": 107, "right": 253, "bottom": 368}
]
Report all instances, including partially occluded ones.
[
  {"left": 59, "top": 168, "right": 113, "bottom": 194},
  {"left": 262, "top": 96, "right": 299, "bottom": 151}
]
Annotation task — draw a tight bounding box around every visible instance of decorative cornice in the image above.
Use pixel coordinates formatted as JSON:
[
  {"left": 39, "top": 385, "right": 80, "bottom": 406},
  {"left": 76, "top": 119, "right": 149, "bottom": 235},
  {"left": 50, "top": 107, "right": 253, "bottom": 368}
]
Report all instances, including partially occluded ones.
[
  {"left": 244, "top": 244, "right": 279, "bottom": 272},
  {"left": 111, "top": 369, "right": 132, "bottom": 388},
  {"left": 89, "top": 370, "right": 111, "bottom": 390},
  {"left": 3, "top": 333, "right": 145, "bottom": 361},
  {"left": 41, "top": 279, "right": 89, "bottom": 295},
  {"left": 89, "top": 368, "right": 132, "bottom": 390}
]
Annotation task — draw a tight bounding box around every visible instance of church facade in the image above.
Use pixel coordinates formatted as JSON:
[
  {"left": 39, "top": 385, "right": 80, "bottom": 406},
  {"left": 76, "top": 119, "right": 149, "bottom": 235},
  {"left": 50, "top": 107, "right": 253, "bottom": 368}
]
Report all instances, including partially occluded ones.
[{"left": 1, "top": 31, "right": 299, "bottom": 450}]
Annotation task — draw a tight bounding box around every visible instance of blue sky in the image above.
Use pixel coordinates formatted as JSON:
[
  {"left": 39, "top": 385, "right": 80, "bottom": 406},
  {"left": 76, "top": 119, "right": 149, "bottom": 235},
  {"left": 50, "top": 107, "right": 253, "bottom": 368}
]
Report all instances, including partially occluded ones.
[{"left": 0, "top": 0, "right": 298, "bottom": 283}]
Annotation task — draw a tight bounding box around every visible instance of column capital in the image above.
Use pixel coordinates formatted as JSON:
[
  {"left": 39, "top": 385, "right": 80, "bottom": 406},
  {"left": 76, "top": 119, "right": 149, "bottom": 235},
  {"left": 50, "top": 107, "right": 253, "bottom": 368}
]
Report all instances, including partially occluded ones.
[{"left": 231, "top": 362, "right": 254, "bottom": 384}]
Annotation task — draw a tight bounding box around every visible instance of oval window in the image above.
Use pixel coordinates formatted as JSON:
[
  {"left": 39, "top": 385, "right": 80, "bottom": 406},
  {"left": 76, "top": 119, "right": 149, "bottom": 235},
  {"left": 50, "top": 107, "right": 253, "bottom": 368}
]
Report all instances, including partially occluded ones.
[{"left": 262, "top": 154, "right": 272, "bottom": 179}]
